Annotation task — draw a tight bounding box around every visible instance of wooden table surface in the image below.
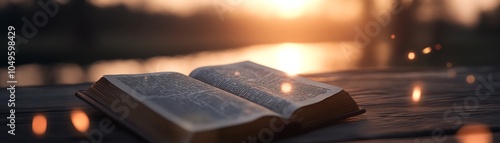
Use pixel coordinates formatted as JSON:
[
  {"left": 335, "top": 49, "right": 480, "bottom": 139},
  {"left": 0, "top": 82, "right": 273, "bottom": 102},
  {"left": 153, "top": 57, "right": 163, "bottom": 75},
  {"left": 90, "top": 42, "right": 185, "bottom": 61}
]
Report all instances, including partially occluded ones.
[{"left": 1, "top": 67, "right": 499, "bottom": 143}]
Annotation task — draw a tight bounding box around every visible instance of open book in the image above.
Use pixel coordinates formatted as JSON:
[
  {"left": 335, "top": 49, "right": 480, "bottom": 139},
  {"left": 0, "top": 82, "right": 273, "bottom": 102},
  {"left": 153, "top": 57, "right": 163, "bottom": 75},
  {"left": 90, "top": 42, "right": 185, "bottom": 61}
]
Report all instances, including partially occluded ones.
[{"left": 76, "top": 61, "right": 365, "bottom": 143}]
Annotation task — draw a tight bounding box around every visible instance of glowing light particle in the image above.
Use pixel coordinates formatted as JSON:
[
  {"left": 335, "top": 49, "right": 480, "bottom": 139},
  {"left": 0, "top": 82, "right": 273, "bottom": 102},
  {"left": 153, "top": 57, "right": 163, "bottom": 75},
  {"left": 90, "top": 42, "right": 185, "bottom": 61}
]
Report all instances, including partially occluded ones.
[{"left": 408, "top": 52, "right": 416, "bottom": 60}]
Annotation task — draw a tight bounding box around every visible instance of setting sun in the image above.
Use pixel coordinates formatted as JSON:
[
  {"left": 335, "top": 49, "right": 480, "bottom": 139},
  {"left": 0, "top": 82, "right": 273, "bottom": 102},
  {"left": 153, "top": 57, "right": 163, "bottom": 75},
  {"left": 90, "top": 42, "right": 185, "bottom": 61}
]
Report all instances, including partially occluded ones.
[
  {"left": 277, "top": 43, "right": 303, "bottom": 75},
  {"left": 270, "top": 0, "right": 310, "bottom": 19}
]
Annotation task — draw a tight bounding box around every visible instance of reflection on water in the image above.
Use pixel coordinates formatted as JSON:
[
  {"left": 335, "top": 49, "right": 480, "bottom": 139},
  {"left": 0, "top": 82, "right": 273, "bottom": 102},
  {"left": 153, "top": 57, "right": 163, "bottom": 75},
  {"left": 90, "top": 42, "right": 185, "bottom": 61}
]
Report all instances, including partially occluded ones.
[
  {"left": 0, "top": 40, "right": 474, "bottom": 87},
  {"left": 456, "top": 123, "right": 492, "bottom": 143},
  {"left": 8, "top": 42, "right": 365, "bottom": 86},
  {"left": 411, "top": 85, "right": 422, "bottom": 103},
  {"left": 143, "top": 43, "right": 361, "bottom": 76},
  {"left": 87, "top": 42, "right": 365, "bottom": 82},
  {"left": 32, "top": 114, "right": 47, "bottom": 136},
  {"left": 277, "top": 43, "right": 302, "bottom": 75},
  {"left": 71, "top": 110, "right": 90, "bottom": 133}
]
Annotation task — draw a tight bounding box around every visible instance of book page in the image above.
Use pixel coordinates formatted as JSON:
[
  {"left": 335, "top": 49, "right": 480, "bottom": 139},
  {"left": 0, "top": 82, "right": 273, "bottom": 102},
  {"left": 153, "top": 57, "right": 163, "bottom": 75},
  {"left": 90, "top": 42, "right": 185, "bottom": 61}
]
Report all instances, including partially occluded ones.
[
  {"left": 104, "top": 72, "right": 278, "bottom": 132},
  {"left": 189, "top": 61, "right": 342, "bottom": 118}
]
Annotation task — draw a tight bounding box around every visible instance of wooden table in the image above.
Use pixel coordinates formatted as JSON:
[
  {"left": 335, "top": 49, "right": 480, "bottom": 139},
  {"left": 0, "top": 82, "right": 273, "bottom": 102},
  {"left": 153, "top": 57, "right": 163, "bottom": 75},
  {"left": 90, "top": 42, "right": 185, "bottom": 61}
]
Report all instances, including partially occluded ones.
[{"left": 1, "top": 67, "right": 499, "bottom": 142}]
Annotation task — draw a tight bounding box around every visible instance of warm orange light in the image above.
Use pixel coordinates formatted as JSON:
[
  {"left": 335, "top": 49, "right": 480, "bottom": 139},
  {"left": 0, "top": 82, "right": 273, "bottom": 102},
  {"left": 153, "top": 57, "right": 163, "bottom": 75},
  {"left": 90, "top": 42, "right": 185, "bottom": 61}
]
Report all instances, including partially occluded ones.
[
  {"left": 269, "top": 0, "right": 309, "bottom": 19},
  {"left": 14, "top": 64, "right": 45, "bottom": 86},
  {"left": 32, "top": 114, "right": 47, "bottom": 136},
  {"left": 88, "top": 0, "right": 207, "bottom": 17},
  {"left": 71, "top": 110, "right": 90, "bottom": 132},
  {"left": 54, "top": 63, "right": 85, "bottom": 84},
  {"left": 83, "top": 42, "right": 377, "bottom": 83},
  {"left": 422, "top": 47, "right": 432, "bottom": 54},
  {"left": 456, "top": 123, "right": 492, "bottom": 143},
  {"left": 408, "top": 52, "right": 416, "bottom": 60},
  {"left": 390, "top": 34, "right": 396, "bottom": 39},
  {"left": 326, "top": 0, "right": 364, "bottom": 22},
  {"left": 277, "top": 43, "right": 302, "bottom": 75},
  {"left": 412, "top": 85, "right": 422, "bottom": 103},
  {"left": 466, "top": 75, "right": 475, "bottom": 84},
  {"left": 88, "top": 60, "right": 146, "bottom": 82},
  {"left": 281, "top": 82, "right": 292, "bottom": 93}
]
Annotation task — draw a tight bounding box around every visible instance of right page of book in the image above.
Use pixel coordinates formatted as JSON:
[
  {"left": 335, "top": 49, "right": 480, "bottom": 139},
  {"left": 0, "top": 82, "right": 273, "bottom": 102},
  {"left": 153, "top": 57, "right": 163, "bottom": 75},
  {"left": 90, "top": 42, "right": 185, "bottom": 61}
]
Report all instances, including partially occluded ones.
[{"left": 189, "top": 61, "right": 343, "bottom": 118}]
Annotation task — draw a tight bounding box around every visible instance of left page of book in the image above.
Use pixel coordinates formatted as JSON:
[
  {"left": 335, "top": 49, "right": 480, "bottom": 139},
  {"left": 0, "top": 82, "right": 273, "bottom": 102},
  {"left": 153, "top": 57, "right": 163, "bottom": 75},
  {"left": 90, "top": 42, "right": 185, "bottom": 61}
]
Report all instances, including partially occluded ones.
[{"left": 104, "top": 72, "right": 279, "bottom": 132}]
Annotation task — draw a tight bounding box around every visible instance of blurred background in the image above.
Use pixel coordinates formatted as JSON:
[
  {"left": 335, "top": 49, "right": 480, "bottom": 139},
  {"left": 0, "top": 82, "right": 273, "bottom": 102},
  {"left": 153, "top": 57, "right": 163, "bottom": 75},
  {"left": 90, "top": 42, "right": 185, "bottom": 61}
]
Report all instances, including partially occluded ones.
[{"left": 1, "top": 0, "right": 499, "bottom": 87}]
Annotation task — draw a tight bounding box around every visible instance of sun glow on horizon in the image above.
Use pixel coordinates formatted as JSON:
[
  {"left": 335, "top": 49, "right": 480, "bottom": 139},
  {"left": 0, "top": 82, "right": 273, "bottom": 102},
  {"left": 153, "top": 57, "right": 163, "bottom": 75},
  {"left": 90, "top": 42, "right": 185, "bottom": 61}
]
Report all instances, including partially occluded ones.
[
  {"left": 269, "top": 0, "right": 310, "bottom": 19},
  {"left": 83, "top": 42, "right": 366, "bottom": 82},
  {"left": 239, "top": 0, "right": 322, "bottom": 20},
  {"left": 277, "top": 43, "right": 302, "bottom": 75}
]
